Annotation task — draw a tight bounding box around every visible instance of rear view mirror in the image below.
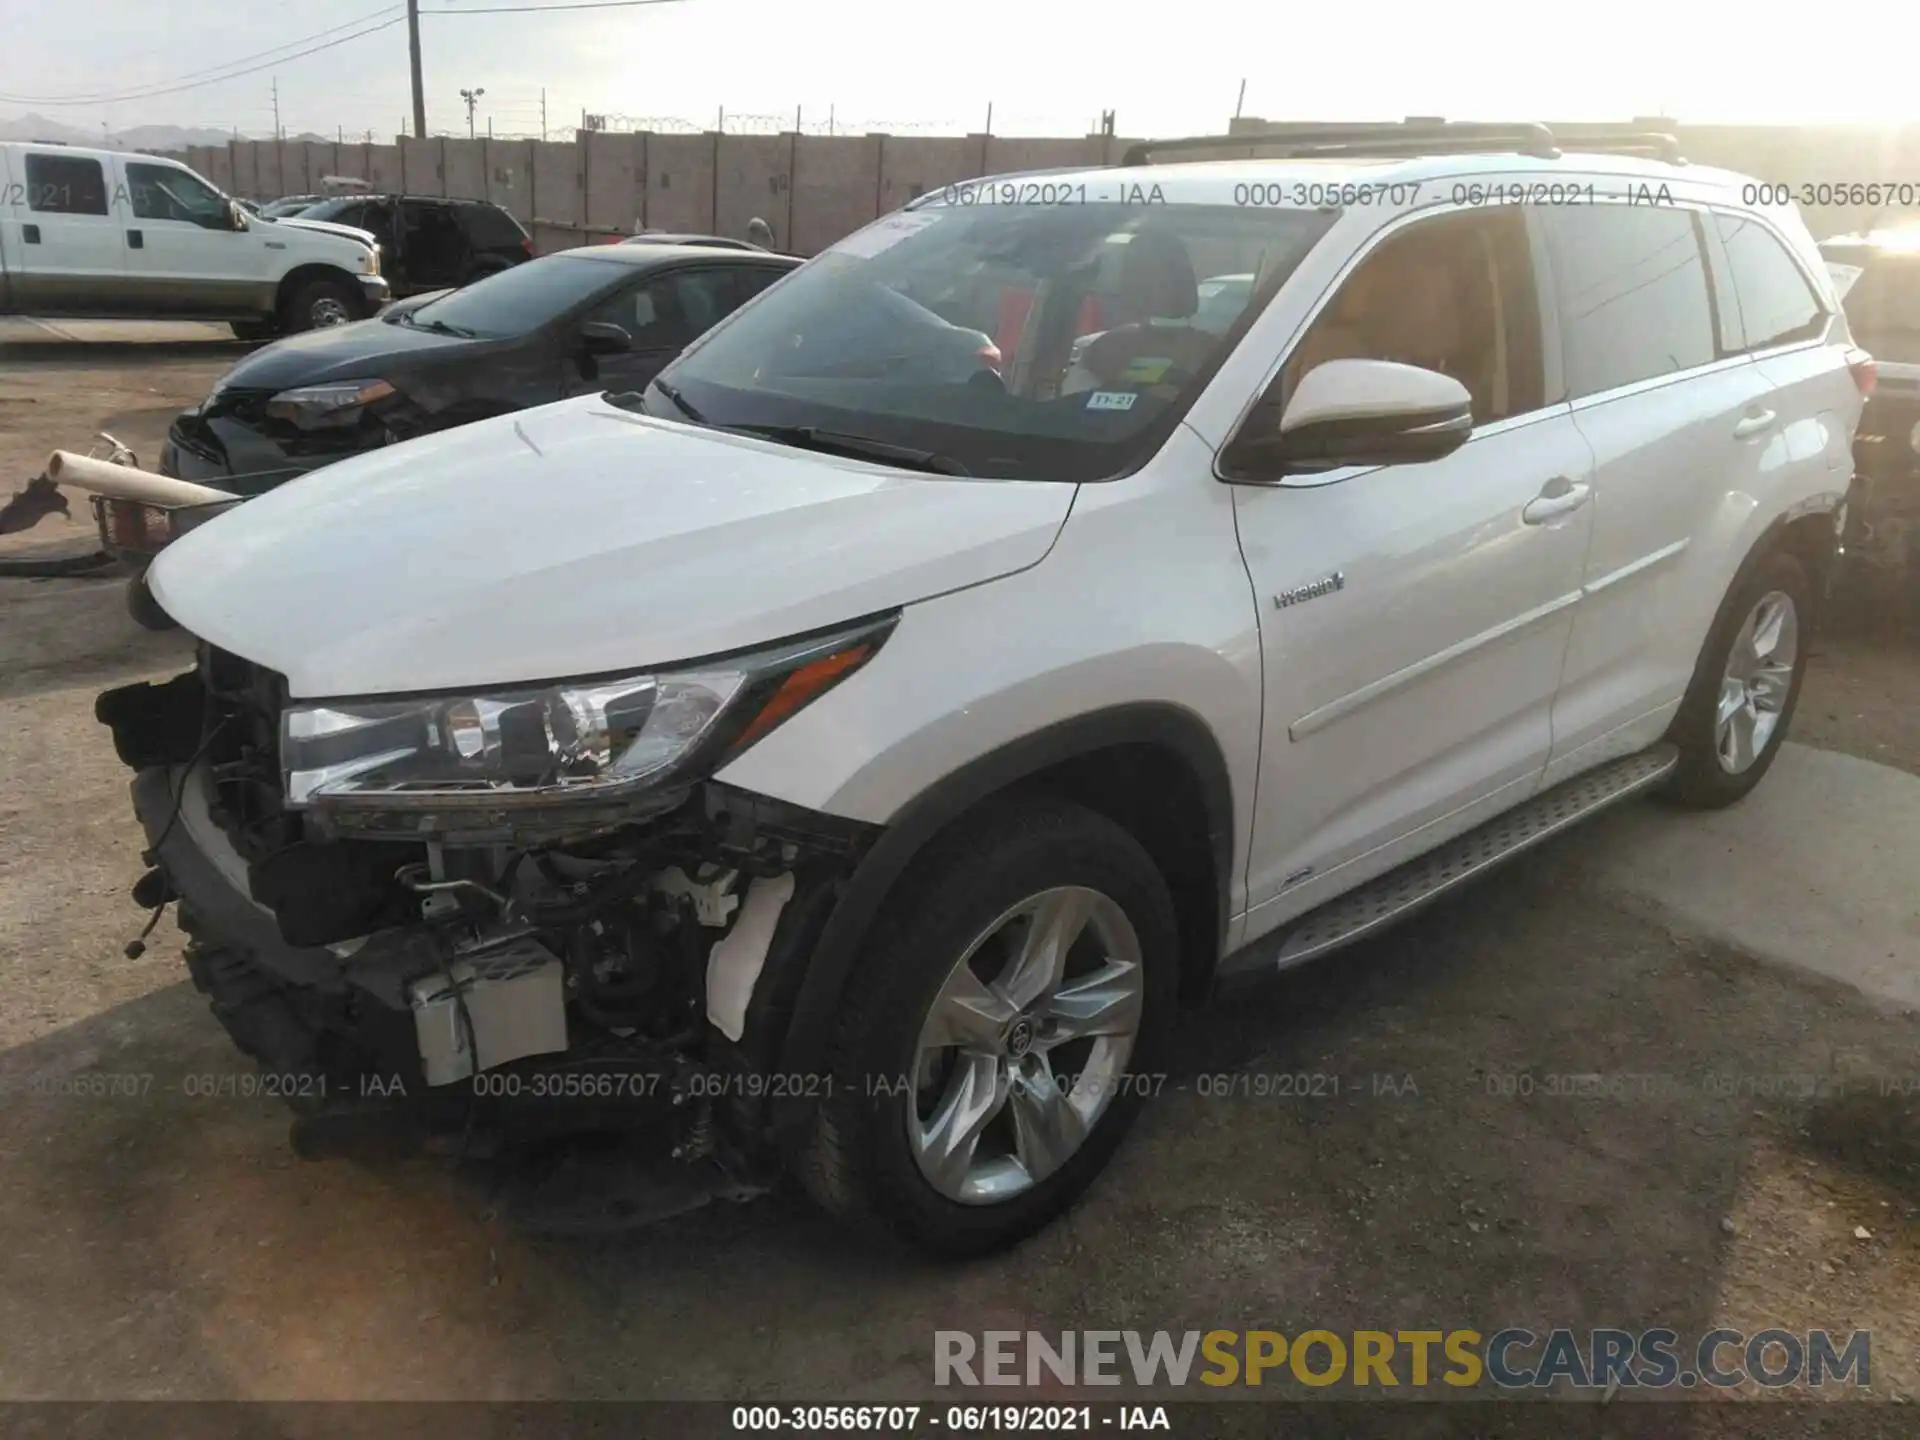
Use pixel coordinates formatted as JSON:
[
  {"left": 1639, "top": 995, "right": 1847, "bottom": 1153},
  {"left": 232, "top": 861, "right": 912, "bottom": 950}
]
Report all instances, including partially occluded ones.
[
  {"left": 1270, "top": 359, "right": 1472, "bottom": 472},
  {"left": 580, "top": 321, "right": 634, "bottom": 355}
]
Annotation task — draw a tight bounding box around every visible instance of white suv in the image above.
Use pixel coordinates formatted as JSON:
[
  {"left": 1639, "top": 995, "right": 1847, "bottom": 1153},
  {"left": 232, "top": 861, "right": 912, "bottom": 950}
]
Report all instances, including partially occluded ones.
[
  {"left": 1, "top": 143, "right": 387, "bottom": 337},
  {"left": 97, "top": 122, "right": 1864, "bottom": 1254}
]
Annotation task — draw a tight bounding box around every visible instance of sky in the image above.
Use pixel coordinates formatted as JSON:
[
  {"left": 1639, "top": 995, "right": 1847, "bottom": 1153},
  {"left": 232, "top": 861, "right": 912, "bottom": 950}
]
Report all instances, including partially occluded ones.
[{"left": 4, "top": 0, "right": 1920, "bottom": 142}]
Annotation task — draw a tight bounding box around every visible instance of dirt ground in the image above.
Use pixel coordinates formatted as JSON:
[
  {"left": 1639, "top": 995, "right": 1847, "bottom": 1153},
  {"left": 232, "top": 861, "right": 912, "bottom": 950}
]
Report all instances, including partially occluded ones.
[{"left": 3, "top": 330, "right": 1920, "bottom": 1425}]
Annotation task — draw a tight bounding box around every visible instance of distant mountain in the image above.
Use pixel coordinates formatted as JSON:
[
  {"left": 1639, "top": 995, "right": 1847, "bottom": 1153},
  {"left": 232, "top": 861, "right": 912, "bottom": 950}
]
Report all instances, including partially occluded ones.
[{"left": 0, "top": 112, "right": 327, "bottom": 150}]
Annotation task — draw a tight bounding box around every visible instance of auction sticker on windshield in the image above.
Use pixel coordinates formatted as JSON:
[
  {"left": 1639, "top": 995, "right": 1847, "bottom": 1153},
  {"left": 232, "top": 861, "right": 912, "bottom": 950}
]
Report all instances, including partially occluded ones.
[{"left": 831, "top": 211, "right": 945, "bottom": 259}]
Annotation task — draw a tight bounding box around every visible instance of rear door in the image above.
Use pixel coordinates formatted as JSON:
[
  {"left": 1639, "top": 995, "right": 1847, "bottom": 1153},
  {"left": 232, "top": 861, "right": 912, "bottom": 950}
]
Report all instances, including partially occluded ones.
[
  {"left": 1541, "top": 200, "right": 1779, "bottom": 786},
  {"left": 117, "top": 159, "right": 269, "bottom": 317},
  {"left": 398, "top": 200, "right": 471, "bottom": 291},
  {"left": 1706, "top": 209, "right": 1857, "bottom": 493},
  {"left": 6, "top": 151, "right": 127, "bottom": 314}
]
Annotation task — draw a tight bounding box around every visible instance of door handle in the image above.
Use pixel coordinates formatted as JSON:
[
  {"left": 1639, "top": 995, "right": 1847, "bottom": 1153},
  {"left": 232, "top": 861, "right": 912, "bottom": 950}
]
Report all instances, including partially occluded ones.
[
  {"left": 127, "top": 229, "right": 143, "bottom": 249},
  {"left": 1521, "top": 476, "right": 1592, "bottom": 525},
  {"left": 21, "top": 224, "right": 39, "bottom": 244},
  {"left": 1733, "top": 409, "right": 1777, "bottom": 439}
]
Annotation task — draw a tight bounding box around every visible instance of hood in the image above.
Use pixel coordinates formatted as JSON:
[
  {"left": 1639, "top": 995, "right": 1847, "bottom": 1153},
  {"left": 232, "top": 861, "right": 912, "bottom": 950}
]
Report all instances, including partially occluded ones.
[
  {"left": 149, "top": 395, "right": 1076, "bottom": 697},
  {"left": 210, "top": 312, "right": 478, "bottom": 391},
  {"left": 272, "top": 215, "right": 377, "bottom": 248}
]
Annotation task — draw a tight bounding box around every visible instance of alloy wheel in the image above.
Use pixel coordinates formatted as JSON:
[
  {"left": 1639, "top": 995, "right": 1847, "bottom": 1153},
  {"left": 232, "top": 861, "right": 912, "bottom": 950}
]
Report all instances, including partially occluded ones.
[
  {"left": 908, "top": 886, "right": 1144, "bottom": 1206},
  {"left": 1715, "top": 588, "right": 1798, "bottom": 775}
]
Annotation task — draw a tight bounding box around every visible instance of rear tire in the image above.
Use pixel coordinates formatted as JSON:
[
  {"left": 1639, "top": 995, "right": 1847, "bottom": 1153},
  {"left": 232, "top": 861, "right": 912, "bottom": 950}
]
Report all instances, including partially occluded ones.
[
  {"left": 1665, "top": 549, "right": 1810, "bottom": 808},
  {"left": 281, "top": 275, "right": 361, "bottom": 333},
  {"left": 799, "top": 797, "right": 1177, "bottom": 1256}
]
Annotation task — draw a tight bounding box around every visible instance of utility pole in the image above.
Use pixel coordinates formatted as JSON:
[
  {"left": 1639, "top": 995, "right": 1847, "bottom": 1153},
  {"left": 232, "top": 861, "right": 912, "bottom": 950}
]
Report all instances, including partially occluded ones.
[
  {"left": 1234, "top": 78, "right": 1246, "bottom": 120},
  {"left": 407, "top": 0, "right": 427, "bottom": 138},
  {"left": 461, "top": 87, "right": 486, "bottom": 139},
  {"left": 271, "top": 77, "right": 282, "bottom": 138},
  {"left": 540, "top": 88, "right": 547, "bottom": 142}
]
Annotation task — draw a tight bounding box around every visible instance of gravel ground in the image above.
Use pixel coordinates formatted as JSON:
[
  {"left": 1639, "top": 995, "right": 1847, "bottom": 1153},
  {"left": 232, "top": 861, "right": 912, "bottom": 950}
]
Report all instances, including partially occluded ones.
[{"left": 2, "top": 332, "right": 1917, "bottom": 1425}]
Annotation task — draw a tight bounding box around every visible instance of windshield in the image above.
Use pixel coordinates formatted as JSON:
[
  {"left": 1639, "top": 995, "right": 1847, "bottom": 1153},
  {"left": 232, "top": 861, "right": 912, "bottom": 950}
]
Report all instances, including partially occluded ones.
[
  {"left": 294, "top": 196, "right": 358, "bottom": 222},
  {"left": 641, "top": 194, "right": 1337, "bottom": 481},
  {"left": 404, "top": 253, "right": 622, "bottom": 339}
]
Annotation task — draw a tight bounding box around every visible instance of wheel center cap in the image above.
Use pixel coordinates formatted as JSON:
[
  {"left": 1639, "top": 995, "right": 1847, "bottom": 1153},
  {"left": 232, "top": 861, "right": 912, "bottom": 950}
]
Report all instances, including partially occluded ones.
[{"left": 1005, "top": 1017, "right": 1036, "bottom": 1058}]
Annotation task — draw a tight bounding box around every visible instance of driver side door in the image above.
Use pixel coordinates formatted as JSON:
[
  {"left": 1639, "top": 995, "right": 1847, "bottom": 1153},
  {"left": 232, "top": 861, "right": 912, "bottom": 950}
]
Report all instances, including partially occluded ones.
[
  {"left": 115, "top": 159, "right": 269, "bottom": 317},
  {"left": 1232, "top": 203, "right": 1598, "bottom": 936},
  {"left": 562, "top": 266, "right": 741, "bottom": 395}
]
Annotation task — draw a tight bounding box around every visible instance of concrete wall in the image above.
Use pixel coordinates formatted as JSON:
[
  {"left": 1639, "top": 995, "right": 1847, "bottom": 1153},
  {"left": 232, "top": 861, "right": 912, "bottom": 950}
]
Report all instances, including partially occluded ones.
[{"left": 160, "top": 122, "right": 1920, "bottom": 256}]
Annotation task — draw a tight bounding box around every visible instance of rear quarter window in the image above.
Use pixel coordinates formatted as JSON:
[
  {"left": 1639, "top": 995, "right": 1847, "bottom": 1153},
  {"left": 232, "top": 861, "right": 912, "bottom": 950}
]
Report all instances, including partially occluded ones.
[
  {"left": 1714, "top": 212, "right": 1828, "bottom": 351},
  {"left": 462, "top": 204, "right": 528, "bottom": 249}
]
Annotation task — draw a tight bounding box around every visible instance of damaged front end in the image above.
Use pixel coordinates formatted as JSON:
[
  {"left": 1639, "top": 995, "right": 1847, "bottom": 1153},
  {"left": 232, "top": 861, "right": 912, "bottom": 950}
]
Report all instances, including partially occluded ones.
[{"left": 96, "top": 621, "right": 890, "bottom": 1187}]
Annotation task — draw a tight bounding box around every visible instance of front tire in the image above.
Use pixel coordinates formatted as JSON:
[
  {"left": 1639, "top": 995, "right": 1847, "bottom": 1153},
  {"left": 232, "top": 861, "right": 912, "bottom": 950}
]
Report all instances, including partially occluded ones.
[
  {"left": 1665, "top": 549, "right": 1810, "bottom": 808},
  {"left": 281, "top": 275, "right": 361, "bottom": 333},
  {"left": 125, "top": 569, "right": 177, "bottom": 631},
  {"left": 800, "top": 797, "right": 1177, "bottom": 1256}
]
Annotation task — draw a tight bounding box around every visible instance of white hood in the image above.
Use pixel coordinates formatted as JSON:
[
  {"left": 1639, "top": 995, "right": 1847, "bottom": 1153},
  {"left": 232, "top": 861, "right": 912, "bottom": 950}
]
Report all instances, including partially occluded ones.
[
  {"left": 148, "top": 395, "right": 1076, "bottom": 697},
  {"left": 273, "top": 215, "right": 378, "bottom": 248}
]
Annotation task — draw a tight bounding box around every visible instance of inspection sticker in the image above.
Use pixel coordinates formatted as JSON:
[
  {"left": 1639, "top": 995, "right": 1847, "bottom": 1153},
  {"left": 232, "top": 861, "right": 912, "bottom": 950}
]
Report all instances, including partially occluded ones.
[
  {"left": 831, "top": 211, "right": 944, "bottom": 259},
  {"left": 1086, "top": 391, "right": 1138, "bottom": 411}
]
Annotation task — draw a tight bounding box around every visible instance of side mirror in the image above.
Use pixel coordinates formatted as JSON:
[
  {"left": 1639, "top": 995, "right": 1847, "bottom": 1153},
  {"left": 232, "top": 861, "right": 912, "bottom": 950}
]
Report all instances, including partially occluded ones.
[
  {"left": 1231, "top": 359, "right": 1474, "bottom": 478},
  {"left": 579, "top": 320, "right": 633, "bottom": 355},
  {"left": 228, "top": 200, "right": 249, "bottom": 232}
]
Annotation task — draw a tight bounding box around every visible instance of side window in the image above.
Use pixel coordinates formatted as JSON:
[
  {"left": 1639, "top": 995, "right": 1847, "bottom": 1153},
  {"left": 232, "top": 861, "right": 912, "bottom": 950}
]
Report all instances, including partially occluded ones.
[
  {"left": 603, "top": 270, "right": 736, "bottom": 348},
  {"left": 1714, "top": 213, "right": 1828, "bottom": 351},
  {"left": 327, "top": 202, "right": 367, "bottom": 229},
  {"left": 461, "top": 204, "right": 526, "bottom": 249},
  {"left": 1284, "top": 206, "right": 1545, "bottom": 424},
  {"left": 124, "top": 163, "right": 228, "bottom": 227},
  {"left": 731, "top": 266, "right": 788, "bottom": 306},
  {"left": 1543, "top": 205, "right": 1716, "bottom": 399},
  {"left": 23, "top": 154, "right": 108, "bottom": 216}
]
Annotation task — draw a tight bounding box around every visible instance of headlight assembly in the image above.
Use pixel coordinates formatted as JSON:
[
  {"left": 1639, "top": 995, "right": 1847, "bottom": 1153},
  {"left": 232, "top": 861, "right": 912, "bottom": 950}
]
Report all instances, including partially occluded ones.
[
  {"left": 280, "top": 615, "right": 896, "bottom": 818},
  {"left": 266, "top": 378, "right": 394, "bottom": 429}
]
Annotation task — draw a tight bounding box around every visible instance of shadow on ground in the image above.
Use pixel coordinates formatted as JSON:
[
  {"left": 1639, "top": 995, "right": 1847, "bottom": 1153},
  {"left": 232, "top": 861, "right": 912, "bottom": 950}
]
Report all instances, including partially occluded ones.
[{"left": 2, "top": 861, "right": 1915, "bottom": 1410}]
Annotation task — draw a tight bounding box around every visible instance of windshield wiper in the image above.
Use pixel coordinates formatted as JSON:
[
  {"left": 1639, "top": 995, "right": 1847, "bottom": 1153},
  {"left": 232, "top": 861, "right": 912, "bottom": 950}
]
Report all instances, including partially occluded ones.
[
  {"left": 731, "top": 425, "right": 972, "bottom": 476},
  {"left": 648, "top": 378, "right": 705, "bottom": 425},
  {"left": 414, "top": 316, "right": 475, "bottom": 338}
]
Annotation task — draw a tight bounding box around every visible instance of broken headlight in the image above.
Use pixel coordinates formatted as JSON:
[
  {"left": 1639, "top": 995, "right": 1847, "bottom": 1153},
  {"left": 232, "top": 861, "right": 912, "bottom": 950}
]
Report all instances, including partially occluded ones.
[
  {"left": 280, "top": 615, "right": 894, "bottom": 811},
  {"left": 266, "top": 378, "right": 395, "bottom": 429}
]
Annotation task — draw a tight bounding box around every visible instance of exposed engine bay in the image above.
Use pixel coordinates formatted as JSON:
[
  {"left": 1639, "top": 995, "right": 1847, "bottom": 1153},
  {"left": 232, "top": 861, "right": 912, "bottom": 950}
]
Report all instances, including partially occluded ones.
[{"left": 96, "top": 642, "right": 876, "bottom": 1187}]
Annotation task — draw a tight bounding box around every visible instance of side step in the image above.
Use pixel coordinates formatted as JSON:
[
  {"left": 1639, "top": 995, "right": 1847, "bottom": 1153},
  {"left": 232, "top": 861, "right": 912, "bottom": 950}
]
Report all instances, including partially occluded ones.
[{"left": 1265, "top": 743, "right": 1678, "bottom": 970}]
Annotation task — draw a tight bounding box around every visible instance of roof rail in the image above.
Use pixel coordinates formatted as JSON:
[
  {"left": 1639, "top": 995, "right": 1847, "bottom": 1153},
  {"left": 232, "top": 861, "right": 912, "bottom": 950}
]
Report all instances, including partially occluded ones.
[
  {"left": 1120, "top": 121, "right": 1562, "bottom": 167},
  {"left": 1555, "top": 130, "right": 1686, "bottom": 164},
  {"left": 1119, "top": 120, "right": 1687, "bottom": 169}
]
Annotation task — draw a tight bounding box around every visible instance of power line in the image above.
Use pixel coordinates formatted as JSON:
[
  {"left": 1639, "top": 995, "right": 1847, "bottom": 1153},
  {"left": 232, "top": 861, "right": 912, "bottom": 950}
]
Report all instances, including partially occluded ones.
[
  {"left": 0, "top": 5, "right": 404, "bottom": 106},
  {"left": 424, "top": 0, "right": 688, "bottom": 12},
  {"left": 0, "top": 16, "right": 407, "bottom": 107}
]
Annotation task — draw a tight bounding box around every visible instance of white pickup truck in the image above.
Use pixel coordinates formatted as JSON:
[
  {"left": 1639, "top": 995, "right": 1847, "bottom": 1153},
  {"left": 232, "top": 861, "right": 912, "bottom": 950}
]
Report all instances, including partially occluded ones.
[{"left": 0, "top": 142, "right": 388, "bottom": 338}]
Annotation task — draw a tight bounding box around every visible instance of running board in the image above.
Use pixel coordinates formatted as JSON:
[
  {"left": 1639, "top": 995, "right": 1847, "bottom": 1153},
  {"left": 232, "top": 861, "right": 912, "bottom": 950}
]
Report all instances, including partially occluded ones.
[{"left": 1260, "top": 744, "right": 1679, "bottom": 972}]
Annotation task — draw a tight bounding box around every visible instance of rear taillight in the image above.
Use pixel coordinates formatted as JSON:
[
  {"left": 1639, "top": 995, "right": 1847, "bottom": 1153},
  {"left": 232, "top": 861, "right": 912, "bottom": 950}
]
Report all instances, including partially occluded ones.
[
  {"left": 977, "top": 342, "right": 1003, "bottom": 373},
  {"left": 522, "top": 237, "right": 534, "bottom": 256},
  {"left": 1847, "top": 346, "right": 1877, "bottom": 397}
]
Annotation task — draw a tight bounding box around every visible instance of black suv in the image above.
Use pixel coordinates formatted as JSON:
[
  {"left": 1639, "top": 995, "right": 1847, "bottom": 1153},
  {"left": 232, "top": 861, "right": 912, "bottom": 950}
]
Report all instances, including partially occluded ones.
[
  {"left": 292, "top": 195, "right": 532, "bottom": 298},
  {"left": 1820, "top": 234, "right": 1920, "bottom": 587}
]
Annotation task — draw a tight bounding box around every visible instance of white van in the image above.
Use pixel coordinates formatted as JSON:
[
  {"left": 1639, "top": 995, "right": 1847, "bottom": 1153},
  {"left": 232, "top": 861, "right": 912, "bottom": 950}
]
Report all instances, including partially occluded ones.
[{"left": 0, "top": 142, "right": 388, "bottom": 337}]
